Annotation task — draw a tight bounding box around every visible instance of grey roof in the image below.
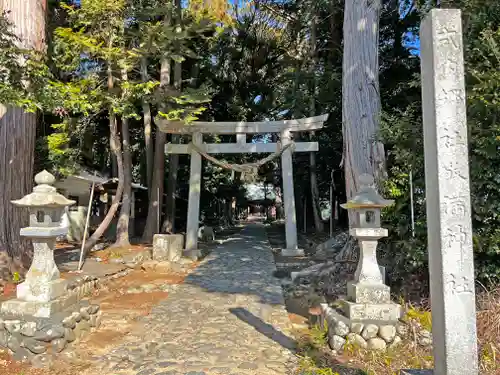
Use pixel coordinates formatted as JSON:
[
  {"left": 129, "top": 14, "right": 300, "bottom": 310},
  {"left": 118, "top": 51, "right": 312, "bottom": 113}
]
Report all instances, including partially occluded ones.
[
  {"left": 341, "top": 174, "right": 394, "bottom": 208},
  {"left": 67, "top": 169, "right": 147, "bottom": 190}
]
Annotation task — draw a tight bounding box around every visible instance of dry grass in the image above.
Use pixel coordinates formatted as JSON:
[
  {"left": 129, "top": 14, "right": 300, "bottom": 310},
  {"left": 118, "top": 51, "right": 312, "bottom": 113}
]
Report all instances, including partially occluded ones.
[
  {"left": 294, "top": 316, "right": 435, "bottom": 375},
  {"left": 477, "top": 286, "right": 500, "bottom": 374},
  {"left": 343, "top": 342, "right": 433, "bottom": 375},
  {"left": 294, "top": 323, "right": 358, "bottom": 375},
  {"left": 295, "top": 292, "right": 500, "bottom": 375}
]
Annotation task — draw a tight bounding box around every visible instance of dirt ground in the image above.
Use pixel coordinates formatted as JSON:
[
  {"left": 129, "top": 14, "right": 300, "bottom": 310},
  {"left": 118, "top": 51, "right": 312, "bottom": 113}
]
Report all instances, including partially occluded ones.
[
  {"left": 0, "top": 225, "right": 245, "bottom": 375},
  {"left": 0, "top": 265, "right": 193, "bottom": 375}
]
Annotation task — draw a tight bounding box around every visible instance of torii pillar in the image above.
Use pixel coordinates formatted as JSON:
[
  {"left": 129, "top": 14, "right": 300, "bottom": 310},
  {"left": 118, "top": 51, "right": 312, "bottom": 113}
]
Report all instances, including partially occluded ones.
[
  {"left": 184, "top": 132, "right": 203, "bottom": 259},
  {"left": 280, "top": 129, "right": 304, "bottom": 256}
]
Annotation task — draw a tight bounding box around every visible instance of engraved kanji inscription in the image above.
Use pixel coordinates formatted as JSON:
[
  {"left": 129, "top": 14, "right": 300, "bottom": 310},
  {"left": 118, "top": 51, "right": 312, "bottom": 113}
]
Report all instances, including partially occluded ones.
[
  {"left": 435, "top": 23, "right": 462, "bottom": 81},
  {"left": 437, "top": 86, "right": 465, "bottom": 103},
  {"left": 436, "top": 57, "right": 459, "bottom": 78},
  {"left": 421, "top": 10, "right": 479, "bottom": 372},
  {"left": 442, "top": 196, "right": 467, "bottom": 219},
  {"left": 445, "top": 224, "right": 470, "bottom": 268},
  {"left": 446, "top": 274, "right": 474, "bottom": 295},
  {"left": 439, "top": 128, "right": 466, "bottom": 148},
  {"left": 436, "top": 24, "right": 460, "bottom": 50},
  {"left": 442, "top": 161, "right": 468, "bottom": 182},
  {"left": 445, "top": 224, "right": 468, "bottom": 247}
]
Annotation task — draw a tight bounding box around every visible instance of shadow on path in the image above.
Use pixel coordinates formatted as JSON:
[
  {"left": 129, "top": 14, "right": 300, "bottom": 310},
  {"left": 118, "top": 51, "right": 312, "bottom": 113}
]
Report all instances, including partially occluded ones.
[
  {"left": 229, "top": 307, "right": 298, "bottom": 351},
  {"left": 230, "top": 307, "right": 366, "bottom": 375}
]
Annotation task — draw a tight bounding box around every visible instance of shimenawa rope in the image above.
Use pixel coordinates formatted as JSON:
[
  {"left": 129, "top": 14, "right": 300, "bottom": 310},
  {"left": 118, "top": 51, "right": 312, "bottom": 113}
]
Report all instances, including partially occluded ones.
[{"left": 188, "top": 141, "right": 296, "bottom": 181}]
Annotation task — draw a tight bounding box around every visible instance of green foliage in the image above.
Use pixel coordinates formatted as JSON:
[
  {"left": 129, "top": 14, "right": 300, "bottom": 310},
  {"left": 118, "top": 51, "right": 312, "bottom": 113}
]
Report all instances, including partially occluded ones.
[
  {"left": 309, "top": 322, "right": 329, "bottom": 347},
  {"left": 12, "top": 272, "right": 20, "bottom": 283},
  {"left": 404, "top": 306, "right": 433, "bottom": 332},
  {"left": 2, "top": 0, "right": 499, "bottom": 295},
  {"left": 466, "top": 25, "right": 500, "bottom": 277},
  {"left": 296, "top": 321, "right": 342, "bottom": 375},
  {"left": 297, "top": 356, "right": 340, "bottom": 375},
  {"left": 157, "top": 87, "right": 212, "bottom": 122},
  {"left": 380, "top": 1, "right": 500, "bottom": 288},
  {"left": 0, "top": 12, "right": 53, "bottom": 112},
  {"left": 45, "top": 121, "right": 79, "bottom": 176},
  {"left": 47, "top": 0, "right": 219, "bottom": 174}
]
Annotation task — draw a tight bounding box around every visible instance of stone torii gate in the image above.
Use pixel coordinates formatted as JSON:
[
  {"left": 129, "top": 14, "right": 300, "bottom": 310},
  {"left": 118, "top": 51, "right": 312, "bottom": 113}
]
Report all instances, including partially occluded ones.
[{"left": 157, "top": 114, "right": 328, "bottom": 258}]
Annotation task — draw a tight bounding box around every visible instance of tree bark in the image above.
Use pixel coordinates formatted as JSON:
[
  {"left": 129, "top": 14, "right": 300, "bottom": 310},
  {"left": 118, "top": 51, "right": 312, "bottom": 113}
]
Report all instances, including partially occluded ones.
[
  {"left": 342, "top": 0, "right": 386, "bottom": 225},
  {"left": 163, "top": 138, "right": 179, "bottom": 234},
  {"left": 111, "top": 154, "right": 118, "bottom": 177},
  {"left": 308, "top": 11, "right": 323, "bottom": 232},
  {"left": 0, "top": 0, "right": 47, "bottom": 280},
  {"left": 142, "top": 8, "right": 172, "bottom": 243},
  {"left": 304, "top": 0, "right": 389, "bottom": 285},
  {"left": 229, "top": 171, "right": 241, "bottom": 224},
  {"left": 275, "top": 185, "right": 283, "bottom": 220},
  {"left": 114, "top": 70, "right": 132, "bottom": 247},
  {"left": 84, "top": 64, "right": 124, "bottom": 252},
  {"left": 140, "top": 57, "right": 154, "bottom": 192},
  {"left": 163, "top": 0, "right": 182, "bottom": 234},
  {"left": 142, "top": 130, "right": 166, "bottom": 242}
]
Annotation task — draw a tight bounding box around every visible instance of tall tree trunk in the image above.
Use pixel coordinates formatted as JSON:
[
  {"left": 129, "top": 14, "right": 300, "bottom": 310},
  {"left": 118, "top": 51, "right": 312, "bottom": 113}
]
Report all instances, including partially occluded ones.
[
  {"left": 0, "top": 0, "right": 47, "bottom": 280},
  {"left": 114, "top": 70, "right": 132, "bottom": 247},
  {"left": 275, "top": 185, "right": 283, "bottom": 220},
  {"left": 111, "top": 155, "right": 118, "bottom": 177},
  {"left": 163, "top": 0, "right": 182, "bottom": 234},
  {"left": 342, "top": 0, "right": 386, "bottom": 226},
  {"left": 142, "top": 9, "right": 172, "bottom": 243},
  {"left": 84, "top": 64, "right": 124, "bottom": 252},
  {"left": 308, "top": 11, "right": 323, "bottom": 232},
  {"left": 142, "top": 130, "right": 166, "bottom": 242},
  {"left": 141, "top": 57, "right": 154, "bottom": 192},
  {"left": 311, "top": 0, "right": 388, "bottom": 282},
  {"left": 229, "top": 171, "right": 241, "bottom": 224}
]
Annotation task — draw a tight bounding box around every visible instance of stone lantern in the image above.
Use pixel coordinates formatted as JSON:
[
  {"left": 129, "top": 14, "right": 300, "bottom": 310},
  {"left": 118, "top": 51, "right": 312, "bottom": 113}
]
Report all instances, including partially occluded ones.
[
  {"left": 339, "top": 174, "right": 401, "bottom": 321},
  {"left": 2, "top": 170, "right": 75, "bottom": 317}
]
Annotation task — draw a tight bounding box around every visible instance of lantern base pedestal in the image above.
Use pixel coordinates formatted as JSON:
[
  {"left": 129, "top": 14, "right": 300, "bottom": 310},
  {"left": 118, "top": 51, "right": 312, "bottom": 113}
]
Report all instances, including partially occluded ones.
[
  {"left": 340, "top": 298, "right": 402, "bottom": 321},
  {"left": 1, "top": 289, "right": 77, "bottom": 318},
  {"left": 0, "top": 298, "right": 102, "bottom": 366},
  {"left": 281, "top": 248, "right": 305, "bottom": 257},
  {"left": 16, "top": 278, "right": 68, "bottom": 303},
  {"left": 347, "top": 281, "right": 391, "bottom": 304}
]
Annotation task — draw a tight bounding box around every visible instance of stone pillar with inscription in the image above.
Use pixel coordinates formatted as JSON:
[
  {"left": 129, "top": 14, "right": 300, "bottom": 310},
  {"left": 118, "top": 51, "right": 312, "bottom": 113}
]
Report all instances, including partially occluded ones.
[{"left": 401, "top": 9, "right": 479, "bottom": 375}]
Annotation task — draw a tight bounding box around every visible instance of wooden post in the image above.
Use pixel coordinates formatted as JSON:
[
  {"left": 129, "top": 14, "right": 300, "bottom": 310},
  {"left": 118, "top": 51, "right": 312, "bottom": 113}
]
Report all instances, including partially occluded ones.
[{"left": 78, "top": 175, "right": 96, "bottom": 271}]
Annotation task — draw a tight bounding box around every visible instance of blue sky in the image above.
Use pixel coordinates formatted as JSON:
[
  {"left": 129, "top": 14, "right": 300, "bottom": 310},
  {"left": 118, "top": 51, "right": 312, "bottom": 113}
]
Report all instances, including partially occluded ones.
[
  {"left": 401, "top": 0, "right": 421, "bottom": 56},
  {"left": 405, "top": 32, "right": 421, "bottom": 55}
]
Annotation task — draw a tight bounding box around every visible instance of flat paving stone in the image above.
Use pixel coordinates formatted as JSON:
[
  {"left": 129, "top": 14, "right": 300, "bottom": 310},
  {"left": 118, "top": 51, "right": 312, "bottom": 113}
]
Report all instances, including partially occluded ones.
[{"left": 92, "top": 223, "right": 298, "bottom": 374}]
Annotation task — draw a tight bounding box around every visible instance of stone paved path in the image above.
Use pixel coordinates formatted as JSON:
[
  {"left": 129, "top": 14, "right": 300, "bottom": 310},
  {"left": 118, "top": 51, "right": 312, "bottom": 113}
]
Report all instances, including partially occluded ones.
[{"left": 92, "top": 222, "right": 298, "bottom": 375}]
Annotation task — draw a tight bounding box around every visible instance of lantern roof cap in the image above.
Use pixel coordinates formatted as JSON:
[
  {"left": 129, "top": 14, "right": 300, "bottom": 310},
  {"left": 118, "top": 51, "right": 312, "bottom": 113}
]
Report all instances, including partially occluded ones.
[
  {"left": 11, "top": 170, "right": 76, "bottom": 208},
  {"left": 341, "top": 174, "right": 394, "bottom": 209}
]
